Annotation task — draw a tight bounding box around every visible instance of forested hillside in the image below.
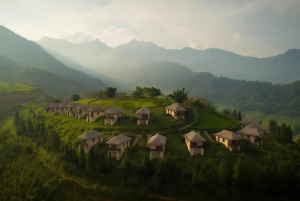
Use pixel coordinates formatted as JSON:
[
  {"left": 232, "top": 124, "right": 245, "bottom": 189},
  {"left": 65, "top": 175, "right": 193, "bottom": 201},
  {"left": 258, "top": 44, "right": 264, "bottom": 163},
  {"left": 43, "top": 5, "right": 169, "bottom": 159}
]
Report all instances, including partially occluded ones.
[
  {"left": 116, "top": 61, "right": 300, "bottom": 117},
  {"left": 0, "top": 55, "right": 96, "bottom": 97},
  {"left": 0, "top": 26, "right": 105, "bottom": 91}
]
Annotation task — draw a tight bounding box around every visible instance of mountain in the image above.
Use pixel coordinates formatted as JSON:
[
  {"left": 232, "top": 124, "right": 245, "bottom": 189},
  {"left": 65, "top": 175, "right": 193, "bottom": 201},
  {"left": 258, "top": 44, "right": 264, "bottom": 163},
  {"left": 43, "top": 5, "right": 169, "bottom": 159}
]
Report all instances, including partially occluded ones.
[
  {"left": 0, "top": 26, "right": 105, "bottom": 91},
  {"left": 38, "top": 38, "right": 300, "bottom": 84},
  {"left": 117, "top": 61, "right": 300, "bottom": 117},
  {"left": 0, "top": 55, "right": 94, "bottom": 97},
  {"left": 39, "top": 46, "right": 127, "bottom": 91}
]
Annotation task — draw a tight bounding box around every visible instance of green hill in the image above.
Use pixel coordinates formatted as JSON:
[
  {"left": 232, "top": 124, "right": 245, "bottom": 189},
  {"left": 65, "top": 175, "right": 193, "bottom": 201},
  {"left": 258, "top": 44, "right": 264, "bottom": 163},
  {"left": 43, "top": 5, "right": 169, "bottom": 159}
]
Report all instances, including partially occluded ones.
[
  {"left": 0, "top": 26, "right": 105, "bottom": 91},
  {"left": 0, "top": 55, "right": 96, "bottom": 97},
  {"left": 1, "top": 96, "right": 299, "bottom": 200}
]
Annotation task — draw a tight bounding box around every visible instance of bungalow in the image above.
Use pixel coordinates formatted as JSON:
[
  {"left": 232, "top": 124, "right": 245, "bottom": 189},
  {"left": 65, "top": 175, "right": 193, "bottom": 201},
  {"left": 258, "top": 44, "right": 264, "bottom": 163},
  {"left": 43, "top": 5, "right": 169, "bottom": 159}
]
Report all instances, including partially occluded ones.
[
  {"left": 77, "top": 130, "right": 104, "bottom": 153},
  {"left": 165, "top": 103, "right": 186, "bottom": 119},
  {"left": 215, "top": 130, "right": 242, "bottom": 151},
  {"left": 74, "top": 104, "right": 91, "bottom": 119},
  {"left": 48, "top": 103, "right": 59, "bottom": 116},
  {"left": 136, "top": 107, "right": 151, "bottom": 125},
  {"left": 245, "top": 123, "right": 267, "bottom": 132},
  {"left": 106, "top": 134, "right": 132, "bottom": 161},
  {"left": 183, "top": 131, "right": 206, "bottom": 156},
  {"left": 236, "top": 126, "right": 265, "bottom": 146},
  {"left": 147, "top": 134, "right": 167, "bottom": 160},
  {"left": 65, "top": 103, "right": 79, "bottom": 117},
  {"left": 104, "top": 107, "right": 124, "bottom": 125},
  {"left": 86, "top": 106, "right": 105, "bottom": 123},
  {"left": 57, "top": 103, "right": 68, "bottom": 115}
]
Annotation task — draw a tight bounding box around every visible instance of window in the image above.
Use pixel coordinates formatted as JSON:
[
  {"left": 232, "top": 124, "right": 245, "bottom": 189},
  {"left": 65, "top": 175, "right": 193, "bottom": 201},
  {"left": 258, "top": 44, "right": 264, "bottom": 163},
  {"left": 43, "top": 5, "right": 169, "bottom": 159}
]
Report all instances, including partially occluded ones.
[
  {"left": 92, "top": 139, "right": 95, "bottom": 142},
  {"left": 222, "top": 138, "right": 225, "bottom": 142}
]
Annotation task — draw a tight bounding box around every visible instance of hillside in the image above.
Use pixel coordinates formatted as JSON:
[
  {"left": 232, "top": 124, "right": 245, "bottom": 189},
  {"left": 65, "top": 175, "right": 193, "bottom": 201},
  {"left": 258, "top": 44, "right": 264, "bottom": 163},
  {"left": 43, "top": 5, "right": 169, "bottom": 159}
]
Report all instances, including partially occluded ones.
[
  {"left": 115, "top": 61, "right": 300, "bottom": 117},
  {"left": 1, "top": 96, "right": 300, "bottom": 200},
  {"left": 0, "top": 26, "right": 105, "bottom": 91},
  {"left": 0, "top": 55, "right": 95, "bottom": 97},
  {"left": 38, "top": 38, "right": 300, "bottom": 84}
]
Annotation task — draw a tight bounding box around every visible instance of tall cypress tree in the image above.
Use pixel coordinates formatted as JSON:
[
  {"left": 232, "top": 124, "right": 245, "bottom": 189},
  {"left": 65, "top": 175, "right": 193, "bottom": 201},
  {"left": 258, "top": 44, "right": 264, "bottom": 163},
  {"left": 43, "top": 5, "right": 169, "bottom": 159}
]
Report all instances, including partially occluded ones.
[
  {"left": 79, "top": 144, "right": 86, "bottom": 170},
  {"left": 237, "top": 111, "right": 242, "bottom": 120}
]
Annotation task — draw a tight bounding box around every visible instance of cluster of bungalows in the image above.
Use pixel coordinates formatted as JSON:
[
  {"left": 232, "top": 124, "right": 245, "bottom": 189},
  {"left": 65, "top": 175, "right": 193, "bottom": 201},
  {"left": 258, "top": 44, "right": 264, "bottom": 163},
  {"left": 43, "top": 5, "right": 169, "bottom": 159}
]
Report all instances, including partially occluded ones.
[
  {"left": 46, "top": 102, "right": 188, "bottom": 126},
  {"left": 77, "top": 129, "right": 206, "bottom": 161},
  {"left": 46, "top": 102, "right": 156, "bottom": 126},
  {"left": 214, "top": 119, "right": 268, "bottom": 151}
]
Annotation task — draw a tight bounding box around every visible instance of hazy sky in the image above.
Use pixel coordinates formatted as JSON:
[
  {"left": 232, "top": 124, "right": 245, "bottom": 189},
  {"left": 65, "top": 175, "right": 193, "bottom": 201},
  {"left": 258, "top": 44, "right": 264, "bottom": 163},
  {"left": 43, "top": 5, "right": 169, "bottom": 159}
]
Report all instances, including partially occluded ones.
[{"left": 0, "top": 0, "right": 299, "bottom": 57}]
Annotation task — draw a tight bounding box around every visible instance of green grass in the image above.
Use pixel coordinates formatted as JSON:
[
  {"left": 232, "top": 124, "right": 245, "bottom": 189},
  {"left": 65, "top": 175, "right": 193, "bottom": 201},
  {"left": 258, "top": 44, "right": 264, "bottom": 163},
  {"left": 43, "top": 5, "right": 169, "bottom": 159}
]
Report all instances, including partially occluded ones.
[
  {"left": 164, "top": 131, "right": 190, "bottom": 157},
  {"left": 73, "top": 99, "right": 97, "bottom": 104},
  {"left": 191, "top": 110, "right": 231, "bottom": 130},
  {"left": 0, "top": 83, "right": 35, "bottom": 92},
  {"left": 293, "top": 134, "right": 300, "bottom": 143},
  {"left": 89, "top": 98, "right": 157, "bottom": 109}
]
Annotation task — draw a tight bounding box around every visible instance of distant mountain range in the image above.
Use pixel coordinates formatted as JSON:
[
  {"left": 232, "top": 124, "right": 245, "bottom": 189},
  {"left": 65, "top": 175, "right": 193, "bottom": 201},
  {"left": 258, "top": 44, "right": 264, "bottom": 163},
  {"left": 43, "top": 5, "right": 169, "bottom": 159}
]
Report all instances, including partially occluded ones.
[
  {"left": 38, "top": 37, "right": 300, "bottom": 84},
  {"left": 0, "top": 26, "right": 105, "bottom": 97},
  {"left": 112, "top": 60, "right": 300, "bottom": 117}
]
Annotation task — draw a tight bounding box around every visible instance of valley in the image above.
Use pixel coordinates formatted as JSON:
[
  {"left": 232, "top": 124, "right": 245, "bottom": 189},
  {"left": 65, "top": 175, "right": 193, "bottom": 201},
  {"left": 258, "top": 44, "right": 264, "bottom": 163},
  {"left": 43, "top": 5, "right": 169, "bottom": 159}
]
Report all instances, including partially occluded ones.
[{"left": 0, "top": 25, "right": 300, "bottom": 201}]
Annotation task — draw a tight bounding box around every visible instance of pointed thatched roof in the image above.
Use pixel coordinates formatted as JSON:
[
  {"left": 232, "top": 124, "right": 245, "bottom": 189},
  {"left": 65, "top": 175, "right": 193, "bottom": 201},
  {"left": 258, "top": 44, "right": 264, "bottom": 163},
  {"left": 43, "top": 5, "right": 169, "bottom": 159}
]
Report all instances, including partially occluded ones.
[
  {"left": 245, "top": 123, "right": 267, "bottom": 132},
  {"left": 87, "top": 106, "right": 105, "bottom": 112},
  {"left": 105, "top": 107, "right": 124, "bottom": 114},
  {"left": 77, "top": 130, "right": 104, "bottom": 140},
  {"left": 147, "top": 133, "right": 167, "bottom": 146},
  {"left": 66, "top": 103, "right": 80, "bottom": 108},
  {"left": 236, "top": 127, "right": 264, "bottom": 137},
  {"left": 136, "top": 107, "right": 151, "bottom": 115},
  {"left": 165, "top": 103, "right": 186, "bottom": 112},
  {"left": 48, "top": 102, "right": 59, "bottom": 108},
  {"left": 214, "top": 130, "right": 242, "bottom": 140},
  {"left": 74, "top": 104, "right": 91, "bottom": 110},
  {"left": 106, "top": 134, "right": 132, "bottom": 145},
  {"left": 183, "top": 131, "right": 206, "bottom": 142}
]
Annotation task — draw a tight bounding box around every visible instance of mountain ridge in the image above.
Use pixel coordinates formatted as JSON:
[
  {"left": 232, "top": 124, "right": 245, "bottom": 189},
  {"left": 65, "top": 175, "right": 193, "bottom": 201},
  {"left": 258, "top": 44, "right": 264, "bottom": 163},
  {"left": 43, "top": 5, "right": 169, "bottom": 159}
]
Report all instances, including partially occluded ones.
[{"left": 38, "top": 37, "right": 300, "bottom": 84}]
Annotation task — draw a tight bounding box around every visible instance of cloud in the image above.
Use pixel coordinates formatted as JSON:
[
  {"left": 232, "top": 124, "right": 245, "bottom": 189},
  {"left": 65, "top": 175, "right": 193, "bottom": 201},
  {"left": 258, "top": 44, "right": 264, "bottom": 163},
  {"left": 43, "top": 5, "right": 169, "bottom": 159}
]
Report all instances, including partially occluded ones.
[{"left": 190, "top": 40, "right": 203, "bottom": 50}]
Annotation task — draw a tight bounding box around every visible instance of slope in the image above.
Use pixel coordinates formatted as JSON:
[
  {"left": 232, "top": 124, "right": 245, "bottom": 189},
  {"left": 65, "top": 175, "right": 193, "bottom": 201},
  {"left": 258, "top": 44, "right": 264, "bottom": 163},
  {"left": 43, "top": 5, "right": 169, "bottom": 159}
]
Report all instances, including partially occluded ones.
[
  {"left": 0, "top": 26, "right": 105, "bottom": 90},
  {"left": 0, "top": 55, "right": 94, "bottom": 98}
]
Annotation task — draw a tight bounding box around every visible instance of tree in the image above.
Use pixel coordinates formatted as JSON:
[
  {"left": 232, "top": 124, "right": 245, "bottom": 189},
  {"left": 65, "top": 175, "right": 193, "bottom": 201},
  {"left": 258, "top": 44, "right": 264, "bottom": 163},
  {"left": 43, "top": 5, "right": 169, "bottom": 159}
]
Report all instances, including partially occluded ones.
[
  {"left": 78, "top": 144, "right": 86, "bottom": 169},
  {"left": 169, "top": 88, "right": 188, "bottom": 103},
  {"left": 71, "top": 94, "right": 80, "bottom": 101},
  {"left": 237, "top": 111, "right": 242, "bottom": 120},
  {"left": 131, "top": 86, "right": 143, "bottom": 99},
  {"left": 103, "top": 87, "right": 117, "bottom": 98},
  {"left": 232, "top": 109, "right": 237, "bottom": 119}
]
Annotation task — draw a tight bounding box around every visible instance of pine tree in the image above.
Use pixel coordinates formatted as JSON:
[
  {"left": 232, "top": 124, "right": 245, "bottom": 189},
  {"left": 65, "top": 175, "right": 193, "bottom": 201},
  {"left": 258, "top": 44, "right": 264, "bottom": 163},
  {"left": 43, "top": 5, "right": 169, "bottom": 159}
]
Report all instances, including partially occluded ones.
[
  {"left": 78, "top": 144, "right": 86, "bottom": 169},
  {"left": 237, "top": 111, "right": 242, "bottom": 120},
  {"left": 232, "top": 109, "right": 237, "bottom": 119}
]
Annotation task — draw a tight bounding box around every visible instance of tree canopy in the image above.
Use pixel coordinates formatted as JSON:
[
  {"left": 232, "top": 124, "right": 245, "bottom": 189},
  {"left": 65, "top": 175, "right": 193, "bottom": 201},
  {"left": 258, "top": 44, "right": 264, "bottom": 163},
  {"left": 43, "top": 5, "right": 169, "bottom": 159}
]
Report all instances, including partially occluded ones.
[{"left": 103, "top": 87, "right": 117, "bottom": 98}]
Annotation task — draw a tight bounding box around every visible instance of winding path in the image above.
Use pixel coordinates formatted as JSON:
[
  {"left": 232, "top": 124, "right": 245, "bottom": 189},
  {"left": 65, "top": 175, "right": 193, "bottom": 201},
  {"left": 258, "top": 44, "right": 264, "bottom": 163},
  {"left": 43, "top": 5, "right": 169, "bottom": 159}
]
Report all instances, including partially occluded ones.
[
  {"left": 203, "top": 131, "right": 217, "bottom": 143},
  {"left": 178, "top": 109, "right": 198, "bottom": 130}
]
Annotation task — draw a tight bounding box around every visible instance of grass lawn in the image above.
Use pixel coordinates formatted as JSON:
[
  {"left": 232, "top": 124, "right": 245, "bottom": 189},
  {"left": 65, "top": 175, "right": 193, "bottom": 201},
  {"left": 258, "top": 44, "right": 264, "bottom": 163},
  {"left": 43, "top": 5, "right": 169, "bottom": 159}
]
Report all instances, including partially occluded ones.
[
  {"left": 89, "top": 98, "right": 157, "bottom": 109},
  {"left": 191, "top": 110, "right": 231, "bottom": 130},
  {"left": 293, "top": 134, "right": 300, "bottom": 143},
  {"left": 164, "top": 130, "right": 190, "bottom": 157},
  {"left": 0, "top": 83, "right": 35, "bottom": 92},
  {"left": 73, "top": 99, "right": 97, "bottom": 104}
]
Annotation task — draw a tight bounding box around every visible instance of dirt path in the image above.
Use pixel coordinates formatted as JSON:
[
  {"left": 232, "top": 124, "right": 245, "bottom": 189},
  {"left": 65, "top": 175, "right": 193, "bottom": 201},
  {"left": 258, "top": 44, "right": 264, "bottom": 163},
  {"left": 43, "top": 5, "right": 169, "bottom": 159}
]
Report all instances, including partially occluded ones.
[
  {"left": 127, "top": 110, "right": 133, "bottom": 116},
  {"left": 178, "top": 109, "right": 197, "bottom": 130},
  {"left": 203, "top": 131, "right": 217, "bottom": 143},
  {"left": 131, "top": 135, "right": 140, "bottom": 147}
]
